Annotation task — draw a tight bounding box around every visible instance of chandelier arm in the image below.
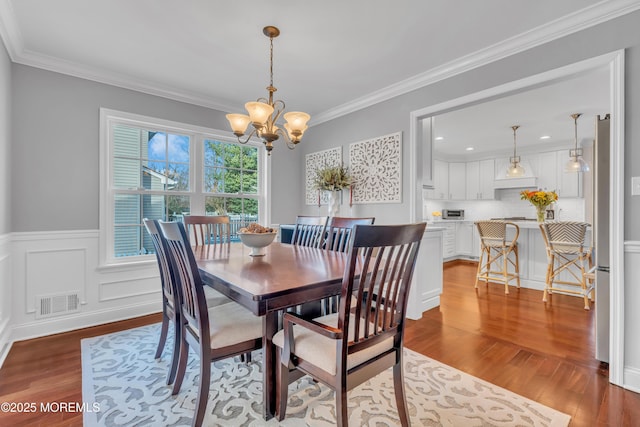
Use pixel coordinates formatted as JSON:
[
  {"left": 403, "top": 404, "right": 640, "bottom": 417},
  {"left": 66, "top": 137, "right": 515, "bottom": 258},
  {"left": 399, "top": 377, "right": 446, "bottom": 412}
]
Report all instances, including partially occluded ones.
[
  {"left": 235, "top": 128, "right": 258, "bottom": 145},
  {"left": 269, "top": 100, "right": 286, "bottom": 127},
  {"left": 274, "top": 127, "right": 297, "bottom": 149}
]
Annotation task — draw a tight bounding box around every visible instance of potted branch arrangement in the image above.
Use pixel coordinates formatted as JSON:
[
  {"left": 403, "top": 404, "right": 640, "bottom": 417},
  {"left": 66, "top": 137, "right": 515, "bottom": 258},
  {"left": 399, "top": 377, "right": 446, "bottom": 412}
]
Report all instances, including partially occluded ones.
[{"left": 313, "top": 163, "right": 351, "bottom": 217}]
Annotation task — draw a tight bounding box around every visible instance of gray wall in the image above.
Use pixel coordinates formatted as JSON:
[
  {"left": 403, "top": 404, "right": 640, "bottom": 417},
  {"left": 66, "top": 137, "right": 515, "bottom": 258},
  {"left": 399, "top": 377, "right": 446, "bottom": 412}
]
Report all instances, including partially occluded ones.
[
  {"left": 10, "top": 65, "right": 298, "bottom": 231},
  {"left": 302, "top": 10, "right": 640, "bottom": 240},
  {"left": 0, "top": 38, "right": 10, "bottom": 234}
]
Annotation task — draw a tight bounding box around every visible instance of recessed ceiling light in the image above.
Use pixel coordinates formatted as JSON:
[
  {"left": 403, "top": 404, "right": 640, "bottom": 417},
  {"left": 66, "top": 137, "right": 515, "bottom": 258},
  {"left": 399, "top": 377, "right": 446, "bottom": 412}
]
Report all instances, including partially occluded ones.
[
  {"left": 540, "top": 135, "right": 551, "bottom": 140},
  {"left": 465, "top": 147, "right": 474, "bottom": 151},
  {"left": 435, "top": 136, "right": 444, "bottom": 141}
]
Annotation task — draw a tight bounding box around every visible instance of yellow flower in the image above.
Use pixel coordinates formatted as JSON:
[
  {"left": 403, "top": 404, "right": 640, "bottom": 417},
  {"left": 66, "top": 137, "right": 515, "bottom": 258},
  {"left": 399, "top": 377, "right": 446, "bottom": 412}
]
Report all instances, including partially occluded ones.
[{"left": 520, "top": 189, "right": 558, "bottom": 208}]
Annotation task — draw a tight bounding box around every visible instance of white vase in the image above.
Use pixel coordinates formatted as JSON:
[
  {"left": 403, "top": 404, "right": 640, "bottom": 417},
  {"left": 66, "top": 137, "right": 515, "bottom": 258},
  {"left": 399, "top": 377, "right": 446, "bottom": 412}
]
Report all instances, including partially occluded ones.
[{"left": 327, "top": 190, "right": 341, "bottom": 217}]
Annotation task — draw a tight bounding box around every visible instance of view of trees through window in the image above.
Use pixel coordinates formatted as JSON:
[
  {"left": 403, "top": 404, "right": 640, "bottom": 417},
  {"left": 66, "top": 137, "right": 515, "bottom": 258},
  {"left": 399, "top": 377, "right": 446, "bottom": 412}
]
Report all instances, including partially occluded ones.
[{"left": 109, "top": 121, "right": 261, "bottom": 259}]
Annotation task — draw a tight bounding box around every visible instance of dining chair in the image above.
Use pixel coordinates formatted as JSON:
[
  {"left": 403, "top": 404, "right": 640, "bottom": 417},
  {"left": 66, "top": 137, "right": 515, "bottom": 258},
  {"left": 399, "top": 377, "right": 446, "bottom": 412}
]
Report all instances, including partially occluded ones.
[
  {"left": 182, "top": 215, "right": 233, "bottom": 307},
  {"left": 142, "top": 218, "right": 182, "bottom": 386},
  {"left": 289, "top": 215, "right": 329, "bottom": 317},
  {"left": 324, "top": 216, "right": 375, "bottom": 252},
  {"left": 539, "top": 221, "right": 594, "bottom": 309},
  {"left": 273, "top": 222, "right": 426, "bottom": 426},
  {"left": 322, "top": 217, "right": 375, "bottom": 314},
  {"left": 474, "top": 220, "right": 521, "bottom": 294},
  {"left": 290, "top": 215, "right": 328, "bottom": 248},
  {"left": 158, "top": 221, "right": 263, "bottom": 427}
]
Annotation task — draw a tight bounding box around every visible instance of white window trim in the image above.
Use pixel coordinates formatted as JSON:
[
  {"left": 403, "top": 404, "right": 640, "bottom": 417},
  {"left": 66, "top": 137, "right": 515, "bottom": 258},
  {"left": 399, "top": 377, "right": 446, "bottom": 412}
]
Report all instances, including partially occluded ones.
[{"left": 99, "top": 108, "right": 270, "bottom": 269}]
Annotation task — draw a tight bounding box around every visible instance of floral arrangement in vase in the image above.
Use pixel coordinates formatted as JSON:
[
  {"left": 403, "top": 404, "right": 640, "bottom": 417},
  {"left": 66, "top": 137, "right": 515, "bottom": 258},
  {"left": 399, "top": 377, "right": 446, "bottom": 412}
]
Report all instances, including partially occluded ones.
[
  {"left": 520, "top": 189, "right": 558, "bottom": 222},
  {"left": 313, "top": 164, "right": 351, "bottom": 217},
  {"left": 313, "top": 163, "right": 351, "bottom": 191}
]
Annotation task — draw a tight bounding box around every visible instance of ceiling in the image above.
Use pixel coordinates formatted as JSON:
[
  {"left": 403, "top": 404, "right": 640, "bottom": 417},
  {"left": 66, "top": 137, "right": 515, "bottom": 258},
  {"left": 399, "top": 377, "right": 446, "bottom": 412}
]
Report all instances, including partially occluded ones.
[
  {"left": 432, "top": 66, "right": 610, "bottom": 159},
  {"left": 0, "top": 1, "right": 633, "bottom": 129}
]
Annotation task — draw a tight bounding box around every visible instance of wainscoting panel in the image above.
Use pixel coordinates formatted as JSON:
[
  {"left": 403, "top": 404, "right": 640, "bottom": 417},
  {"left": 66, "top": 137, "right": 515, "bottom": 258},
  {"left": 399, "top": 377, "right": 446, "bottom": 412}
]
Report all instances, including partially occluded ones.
[
  {"left": 25, "top": 247, "right": 86, "bottom": 314},
  {"left": 10, "top": 230, "right": 162, "bottom": 343},
  {"left": 0, "top": 233, "right": 11, "bottom": 367},
  {"left": 624, "top": 240, "right": 640, "bottom": 393},
  {"left": 99, "top": 275, "right": 159, "bottom": 302}
]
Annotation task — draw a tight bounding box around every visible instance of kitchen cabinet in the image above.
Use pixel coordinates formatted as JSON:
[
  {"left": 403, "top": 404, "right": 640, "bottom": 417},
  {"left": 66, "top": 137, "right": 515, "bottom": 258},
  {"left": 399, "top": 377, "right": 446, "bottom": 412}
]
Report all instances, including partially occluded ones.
[
  {"left": 440, "top": 222, "right": 457, "bottom": 259},
  {"left": 455, "top": 222, "right": 474, "bottom": 256},
  {"left": 407, "top": 228, "right": 444, "bottom": 319},
  {"left": 533, "top": 150, "right": 582, "bottom": 197},
  {"left": 535, "top": 152, "right": 556, "bottom": 191},
  {"left": 466, "top": 159, "right": 495, "bottom": 200},
  {"left": 471, "top": 224, "right": 481, "bottom": 258},
  {"left": 558, "top": 150, "right": 582, "bottom": 197},
  {"left": 425, "top": 159, "right": 448, "bottom": 200},
  {"left": 448, "top": 162, "right": 466, "bottom": 200}
]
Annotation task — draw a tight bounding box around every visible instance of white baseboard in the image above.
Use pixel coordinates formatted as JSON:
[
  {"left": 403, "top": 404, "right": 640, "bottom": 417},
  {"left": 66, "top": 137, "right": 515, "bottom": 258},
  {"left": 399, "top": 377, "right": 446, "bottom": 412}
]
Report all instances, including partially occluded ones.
[
  {"left": 0, "top": 317, "right": 12, "bottom": 369},
  {"left": 10, "top": 300, "right": 162, "bottom": 343},
  {"left": 623, "top": 366, "right": 640, "bottom": 394}
]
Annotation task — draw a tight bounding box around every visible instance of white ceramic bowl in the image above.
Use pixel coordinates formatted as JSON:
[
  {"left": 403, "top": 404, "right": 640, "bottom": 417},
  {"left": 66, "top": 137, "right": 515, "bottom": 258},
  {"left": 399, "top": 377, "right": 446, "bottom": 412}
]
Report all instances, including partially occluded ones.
[{"left": 238, "top": 232, "right": 277, "bottom": 256}]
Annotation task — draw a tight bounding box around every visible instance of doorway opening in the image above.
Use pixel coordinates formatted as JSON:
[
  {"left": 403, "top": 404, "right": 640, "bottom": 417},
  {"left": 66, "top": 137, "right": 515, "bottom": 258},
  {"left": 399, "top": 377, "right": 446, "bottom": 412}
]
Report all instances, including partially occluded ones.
[{"left": 409, "top": 50, "right": 625, "bottom": 386}]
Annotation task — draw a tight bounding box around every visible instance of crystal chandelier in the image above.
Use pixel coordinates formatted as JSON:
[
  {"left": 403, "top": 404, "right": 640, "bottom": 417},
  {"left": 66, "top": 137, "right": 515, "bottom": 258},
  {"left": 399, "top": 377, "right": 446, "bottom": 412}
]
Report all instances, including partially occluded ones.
[
  {"left": 226, "top": 26, "right": 310, "bottom": 156},
  {"left": 507, "top": 125, "right": 525, "bottom": 177},
  {"left": 565, "top": 113, "right": 590, "bottom": 172}
]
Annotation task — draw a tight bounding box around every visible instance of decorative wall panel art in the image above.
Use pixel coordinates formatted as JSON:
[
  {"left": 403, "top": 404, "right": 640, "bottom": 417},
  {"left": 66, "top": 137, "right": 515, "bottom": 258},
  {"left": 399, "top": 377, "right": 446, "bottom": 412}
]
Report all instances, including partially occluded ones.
[
  {"left": 305, "top": 147, "right": 342, "bottom": 205},
  {"left": 349, "top": 132, "right": 402, "bottom": 204}
]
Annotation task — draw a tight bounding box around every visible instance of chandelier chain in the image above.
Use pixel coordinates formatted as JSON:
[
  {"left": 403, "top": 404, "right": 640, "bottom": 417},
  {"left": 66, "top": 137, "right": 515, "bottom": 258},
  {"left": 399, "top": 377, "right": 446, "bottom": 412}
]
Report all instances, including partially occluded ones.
[{"left": 269, "top": 34, "right": 274, "bottom": 89}]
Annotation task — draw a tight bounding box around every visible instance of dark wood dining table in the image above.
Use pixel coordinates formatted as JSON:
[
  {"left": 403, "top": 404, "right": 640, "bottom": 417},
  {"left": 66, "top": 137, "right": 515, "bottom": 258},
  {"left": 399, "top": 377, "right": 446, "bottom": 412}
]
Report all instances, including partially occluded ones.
[{"left": 195, "top": 241, "right": 348, "bottom": 420}]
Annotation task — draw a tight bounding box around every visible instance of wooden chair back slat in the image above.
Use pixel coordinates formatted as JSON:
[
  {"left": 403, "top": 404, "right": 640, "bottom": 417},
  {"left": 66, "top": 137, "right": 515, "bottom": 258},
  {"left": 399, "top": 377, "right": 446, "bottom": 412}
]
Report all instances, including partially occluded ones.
[
  {"left": 325, "top": 216, "right": 375, "bottom": 252},
  {"left": 159, "top": 221, "right": 209, "bottom": 340},
  {"left": 291, "top": 215, "right": 328, "bottom": 248},
  {"left": 143, "top": 219, "right": 176, "bottom": 304},
  {"left": 183, "top": 215, "right": 231, "bottom": 246},
  {"left": 339, "top": 223, "right": 425, "bottom": 355}
]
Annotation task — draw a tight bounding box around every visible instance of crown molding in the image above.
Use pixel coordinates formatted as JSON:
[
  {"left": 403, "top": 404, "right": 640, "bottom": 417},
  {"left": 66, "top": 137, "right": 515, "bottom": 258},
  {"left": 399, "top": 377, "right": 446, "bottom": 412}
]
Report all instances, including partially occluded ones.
[
  {"left": 312, "top": 0, "right": 640, "bottom": 125},
  {"left": 14, "top": 48, "right": 237, "bottom": 112},
  {"left": 2, "top": 0, "right": 640, "bottom": 120}
]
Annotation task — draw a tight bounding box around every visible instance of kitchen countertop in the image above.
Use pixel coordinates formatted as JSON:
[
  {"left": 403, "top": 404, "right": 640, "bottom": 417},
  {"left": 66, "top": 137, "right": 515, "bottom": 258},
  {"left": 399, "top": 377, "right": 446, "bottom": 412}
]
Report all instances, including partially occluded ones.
[{"left": 425, "top": 219, "right": 586, "bottom": 230}]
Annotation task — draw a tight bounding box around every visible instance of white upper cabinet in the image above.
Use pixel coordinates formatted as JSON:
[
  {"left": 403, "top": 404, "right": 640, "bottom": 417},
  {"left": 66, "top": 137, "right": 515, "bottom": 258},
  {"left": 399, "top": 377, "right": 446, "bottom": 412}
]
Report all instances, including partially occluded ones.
[
  {"left": 535, "top": 151, "right": 556, "bottom": 191},
  {"left": 558, "top": 150, "right": 583, "bottom": 197},
  {"left": 425, "top": 159, "right": 448, "bottom": 200},
  {"left": 448, "top": 162, "right": 466, "bottom": 200},
  {"left": 466, "top": 159, "right": 495, "bottom": 200},
  {"left": 532, "top": 150, "right": 582, "bottom": 197}
]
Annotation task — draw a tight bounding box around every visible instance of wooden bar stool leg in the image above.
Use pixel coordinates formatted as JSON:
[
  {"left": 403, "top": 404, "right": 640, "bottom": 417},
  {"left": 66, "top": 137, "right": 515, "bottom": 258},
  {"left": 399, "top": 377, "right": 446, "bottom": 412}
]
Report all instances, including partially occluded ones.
[
  {"left": 543, "top": 254, "right": 554, "bottom": 302},
  {"left": 503, "top": 247, "right": 509, "bottom": 295},
  {"left": 475, "top": 247, "right": 485, "bottom": 289},
  {"left": 514, "top": 245, "right": 521, "bottom": 288},
  {"left": 579, "top": 253, "right": 590, "bottom": 310}
]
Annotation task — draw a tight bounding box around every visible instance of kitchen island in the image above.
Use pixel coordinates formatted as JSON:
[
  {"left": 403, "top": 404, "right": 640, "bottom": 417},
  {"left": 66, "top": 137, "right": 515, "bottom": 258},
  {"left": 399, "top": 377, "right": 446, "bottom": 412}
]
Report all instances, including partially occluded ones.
[{"left": 428, "top": 219, "right": 592, "bottom": 295}]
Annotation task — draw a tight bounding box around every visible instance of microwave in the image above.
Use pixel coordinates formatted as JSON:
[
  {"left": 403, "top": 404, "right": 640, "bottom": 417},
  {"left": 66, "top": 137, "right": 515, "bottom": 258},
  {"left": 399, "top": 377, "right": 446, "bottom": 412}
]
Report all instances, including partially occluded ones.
[{"left": 442, "top": 209, "right": 464, "bottom": 220}]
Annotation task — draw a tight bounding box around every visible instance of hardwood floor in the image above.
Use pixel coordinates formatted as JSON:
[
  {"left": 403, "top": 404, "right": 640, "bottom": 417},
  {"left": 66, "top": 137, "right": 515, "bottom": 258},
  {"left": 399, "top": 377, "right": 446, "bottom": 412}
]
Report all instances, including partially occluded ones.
[{"left": 1, "top": 261, "right": 638, "bottom": 426}]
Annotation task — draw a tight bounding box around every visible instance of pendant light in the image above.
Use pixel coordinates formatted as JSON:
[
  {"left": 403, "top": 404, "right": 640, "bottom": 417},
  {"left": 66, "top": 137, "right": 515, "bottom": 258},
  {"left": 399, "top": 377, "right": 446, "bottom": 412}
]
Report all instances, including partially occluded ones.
[
  {"left": 565, "top": 113, "right": 590, "bottom": 172},
  {"left": 507, "top": 125, "right": 525, "bottom": 177},
  {"left": 226, "top": 26, "right": 311, "bottom": 156}
]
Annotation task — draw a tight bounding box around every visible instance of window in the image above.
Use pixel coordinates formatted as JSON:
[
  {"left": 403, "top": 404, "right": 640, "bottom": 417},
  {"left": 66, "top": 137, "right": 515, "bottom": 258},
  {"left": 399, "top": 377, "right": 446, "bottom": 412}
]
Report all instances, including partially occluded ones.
[{"left": 100, "top": 109, "right": 267, "bottom": 266}]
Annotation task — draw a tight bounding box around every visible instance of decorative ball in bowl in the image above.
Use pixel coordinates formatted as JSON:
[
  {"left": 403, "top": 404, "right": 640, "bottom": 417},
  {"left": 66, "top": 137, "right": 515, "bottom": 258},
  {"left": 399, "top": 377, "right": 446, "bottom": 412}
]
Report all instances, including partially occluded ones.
[{"left": 238, "top": 223, "right": 277, "bottom": 256}]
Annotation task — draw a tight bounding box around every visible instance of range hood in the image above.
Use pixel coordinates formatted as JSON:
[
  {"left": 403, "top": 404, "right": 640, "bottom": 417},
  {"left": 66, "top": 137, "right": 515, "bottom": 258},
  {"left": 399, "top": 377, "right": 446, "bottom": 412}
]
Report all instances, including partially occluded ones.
[
  {"left": 493, "top": 158, "right": 538, "bottom": 189},
  {"left": 493, "top": 176, "right": 538, "bottom": 189}
]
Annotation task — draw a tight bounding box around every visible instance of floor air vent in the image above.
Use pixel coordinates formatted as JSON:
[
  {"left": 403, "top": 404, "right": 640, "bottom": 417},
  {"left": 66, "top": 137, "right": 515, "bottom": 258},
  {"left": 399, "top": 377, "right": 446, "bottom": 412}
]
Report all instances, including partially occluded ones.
[{"left": 35, "top": 292, "right": 80, "bottom": 319}]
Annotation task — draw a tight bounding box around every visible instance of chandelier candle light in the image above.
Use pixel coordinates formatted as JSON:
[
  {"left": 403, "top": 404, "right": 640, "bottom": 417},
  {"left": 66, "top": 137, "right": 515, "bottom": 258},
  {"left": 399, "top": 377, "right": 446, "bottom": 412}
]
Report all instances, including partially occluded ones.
[
  {"left": 520, "top": 189, "right": 559, "bottom": 222},
  {"left": 226, "top": 26, "right": 311, "bottom": 155},
  {"left": 507, "top": 125, "right": 525, "bottom": 177}
]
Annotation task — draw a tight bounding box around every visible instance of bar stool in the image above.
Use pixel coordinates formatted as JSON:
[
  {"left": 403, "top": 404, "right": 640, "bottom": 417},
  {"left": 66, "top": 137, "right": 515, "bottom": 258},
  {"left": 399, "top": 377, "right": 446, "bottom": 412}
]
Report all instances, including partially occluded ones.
[
  {"left": 539, "top": 221, "right": 594, "bottom": 310},
  {"left": 474, "top": 221, "right": 520, "bottom": 294}
]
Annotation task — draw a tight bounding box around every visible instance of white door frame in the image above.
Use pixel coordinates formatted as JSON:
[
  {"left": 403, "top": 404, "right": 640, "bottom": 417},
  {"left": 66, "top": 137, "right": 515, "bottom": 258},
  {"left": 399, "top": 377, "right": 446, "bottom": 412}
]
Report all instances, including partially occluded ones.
[{"left": 409, "top": 50, "right": 625, "bottom": 386}]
